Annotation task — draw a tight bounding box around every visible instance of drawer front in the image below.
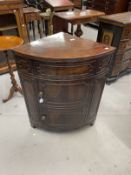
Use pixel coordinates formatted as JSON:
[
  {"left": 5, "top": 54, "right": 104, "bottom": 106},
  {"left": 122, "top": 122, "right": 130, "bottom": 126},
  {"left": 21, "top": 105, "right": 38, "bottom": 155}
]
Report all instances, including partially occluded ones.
[
  {"left": 34, "top": 57, "right": 111, "bottom": 80},
  {"left": 15, "top": 56, "right": 111, "bottom": 78}
]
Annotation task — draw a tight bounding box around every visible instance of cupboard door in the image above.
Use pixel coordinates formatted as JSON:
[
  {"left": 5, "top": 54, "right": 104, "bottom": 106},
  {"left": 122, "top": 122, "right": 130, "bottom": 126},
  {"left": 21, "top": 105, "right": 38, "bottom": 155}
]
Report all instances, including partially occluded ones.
[{"left": 37, "top": 79, "right": 98, "bottom": 129}]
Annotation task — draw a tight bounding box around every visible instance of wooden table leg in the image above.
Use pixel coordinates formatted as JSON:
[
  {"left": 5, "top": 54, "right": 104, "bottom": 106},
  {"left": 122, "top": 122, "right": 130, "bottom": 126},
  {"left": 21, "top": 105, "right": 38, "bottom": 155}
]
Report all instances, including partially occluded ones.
[
  {"left": 37, "top": 20, "right": 42, "bottom": 38},
  {"left": 3, "top": 51, "right": 23, "bottom": 103},
  {"left": 45, "top": 20, "right": 48, "bottom": 36},
  {"left": 26, "top": 24, "right": 30, "bottom": 42},
  {"left": 74, "top": 24, "right": 83, "bottom": 37},
  {"left": 32, "top": 21, "right": 36, "bottom": 40},
  {"left": 71, "top": 24, "right": 74, "bottom": 35}
]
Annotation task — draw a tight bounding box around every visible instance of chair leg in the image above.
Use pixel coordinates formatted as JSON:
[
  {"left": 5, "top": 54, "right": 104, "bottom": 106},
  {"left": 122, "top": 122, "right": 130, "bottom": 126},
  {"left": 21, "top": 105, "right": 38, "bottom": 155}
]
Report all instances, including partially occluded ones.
[
  {"left": 27, "top": 24, "right": 30, "bottom": 42},
  {"left": 37, "top": 20, "right": 42, "bottom": 38},
  {"left": 29, "top": 22, "right": 32, "bottom": 30},
  {"left": 44, "top": 20, "right": 48, "bottom": 36},
  {"left": 71, "top": 24, "right": 74, "bottom": 35},
  {"left": 41, "top": 19, "right": 45, "bottom": 34},
  {"left": 15, "top": 28, "right": 19, "bottom": 36},
  {"left": 32, "top": 21, "right": 36, "bottom": 40}
]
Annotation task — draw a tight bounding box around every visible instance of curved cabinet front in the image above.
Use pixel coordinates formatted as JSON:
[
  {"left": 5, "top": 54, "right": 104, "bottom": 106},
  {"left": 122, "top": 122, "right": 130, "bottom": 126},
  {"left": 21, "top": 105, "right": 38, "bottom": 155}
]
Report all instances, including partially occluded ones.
[
  {"left": 14, "top": 32, "right": 115, "bottom": 131},
  {"left": 15, "top": 55, "right": 111, "bottom": 131}
]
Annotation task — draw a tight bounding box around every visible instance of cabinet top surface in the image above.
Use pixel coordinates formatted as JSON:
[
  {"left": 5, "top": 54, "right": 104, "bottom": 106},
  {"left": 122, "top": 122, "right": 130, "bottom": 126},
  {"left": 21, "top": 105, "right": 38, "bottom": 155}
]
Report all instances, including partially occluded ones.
[
  {"left": 13, "top": 32, "right": 115, "bottom": 61},
  {"left": 99, "top": 12, "right": 131, "bottom": 26},
  {"left": 44, "top": 0, "right": 74, "bottom": 8},
  {"left": 0, "top": 0, "right": 22, "bottom": 5}
]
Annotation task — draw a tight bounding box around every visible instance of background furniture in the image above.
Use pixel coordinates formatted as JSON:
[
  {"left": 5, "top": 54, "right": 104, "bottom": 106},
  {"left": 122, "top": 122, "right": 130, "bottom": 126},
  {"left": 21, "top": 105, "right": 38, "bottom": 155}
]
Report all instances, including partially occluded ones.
[
  {"left": 0, "top": 0, "right": 28, "bottom": 75},
  {"left": 97, "top": 12, "right": 131, "bottom": 83},
  {"left": 87, "top": 0, "right": 128, "bottom": 14},
  {"left": 0, "top": 36, "right": 23, "bottom": 102},
  {"left": 71, "top": 0, "right": 82, "bottom": 8},
  {"left": 128, "top": 1, "right": 131, "bottom": 11},
  {"left": 24, "top": 0, "right": 44, "bottom": 11},
  {"left": 43, "top": 0, "right": 75, "bottom": 37},
  {"left": 43, "top": 0, "right": 74, "bottom": 11},
  {"left": 13, "top": 32, "right": 115, "bottom": 131},
  {"left": 54, "top": 9, "right": 105, "bottom": 36},
  {"left": 40, "top": 8, "right": 54, "bottom": 36},
  {"left": 23, "top": 7, "right": 42, "bottom": 41}
]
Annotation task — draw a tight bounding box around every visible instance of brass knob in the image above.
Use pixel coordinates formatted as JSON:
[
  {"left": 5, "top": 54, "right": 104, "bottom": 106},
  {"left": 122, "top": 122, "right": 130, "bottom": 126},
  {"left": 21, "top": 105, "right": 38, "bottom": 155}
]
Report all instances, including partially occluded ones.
[
  {"left": 38, "top": 91, "right": 44, "bottom": 104},
  {"left": 39, "top": 98, "right": 44, "bottom": 104},
  {"left": 41, "top": 115, "right": 46, "bottom": 121}
]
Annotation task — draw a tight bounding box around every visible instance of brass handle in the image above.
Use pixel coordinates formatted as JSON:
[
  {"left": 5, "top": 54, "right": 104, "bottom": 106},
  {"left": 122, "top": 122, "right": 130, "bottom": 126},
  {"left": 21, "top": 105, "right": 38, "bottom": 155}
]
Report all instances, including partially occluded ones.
[
  {"left": 41, "top": 115, "right": 46, "bottom": 121},
  {"left": 38, "top": 91, "right": 44, "bottom": 104}
]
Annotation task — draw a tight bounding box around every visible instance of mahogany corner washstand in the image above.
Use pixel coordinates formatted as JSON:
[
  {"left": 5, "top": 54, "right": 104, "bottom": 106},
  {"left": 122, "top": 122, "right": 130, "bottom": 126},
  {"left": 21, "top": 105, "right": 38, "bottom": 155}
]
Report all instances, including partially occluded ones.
[{"left": 13, "top": 32, "right": 115, "bottom": 131}]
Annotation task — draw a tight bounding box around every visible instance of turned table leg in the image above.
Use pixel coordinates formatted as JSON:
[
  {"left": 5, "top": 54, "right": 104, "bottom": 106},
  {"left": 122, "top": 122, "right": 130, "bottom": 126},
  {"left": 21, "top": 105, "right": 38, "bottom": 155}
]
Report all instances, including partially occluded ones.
[
  {"left": 3, "top": 51, "right": 23, "bottom": 103},
  {"left": 74, "top": 24, "right": 83, "bottom": 37}
]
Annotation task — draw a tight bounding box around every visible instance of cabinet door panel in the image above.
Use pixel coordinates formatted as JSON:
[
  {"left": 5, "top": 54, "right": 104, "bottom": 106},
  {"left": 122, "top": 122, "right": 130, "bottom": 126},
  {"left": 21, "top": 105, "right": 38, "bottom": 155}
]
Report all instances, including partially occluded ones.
[{"left": 37, "top": 79, "right": 96, "bottom": 127}]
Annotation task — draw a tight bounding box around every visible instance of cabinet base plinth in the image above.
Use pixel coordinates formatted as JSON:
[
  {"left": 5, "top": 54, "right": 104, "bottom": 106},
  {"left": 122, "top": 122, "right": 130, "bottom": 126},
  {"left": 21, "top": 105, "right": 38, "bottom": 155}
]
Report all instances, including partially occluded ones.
[{"left": 30, "top": 120, "right": 96, "bottom": 132}]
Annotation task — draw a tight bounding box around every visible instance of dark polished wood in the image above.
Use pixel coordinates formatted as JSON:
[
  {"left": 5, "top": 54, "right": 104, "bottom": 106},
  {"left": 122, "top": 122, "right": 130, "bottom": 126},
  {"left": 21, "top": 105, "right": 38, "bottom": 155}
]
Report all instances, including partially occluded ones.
[
  {"left": 97, "top": 12, "right": 131, "bottom": 83},
  {"left": 0, "top": 36, "right": 23, "bottom": 102},
  {"left": 13, "top": 32, "right": 115, "bottom": 131},
  {"left": 54, "top": 10, "right": 105, "bottom": 37},
  {"left": 87, "top": 0, "right": 128, "bottom": 15},
  {"left": 71, "top": 0, "right": 81, "bottom": 8},
  {"left": 43, "top": 0, "right": 74, "bottom": 11},
  {"left": 128, "top": 2, "right": 131, "bottom": 11}
]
